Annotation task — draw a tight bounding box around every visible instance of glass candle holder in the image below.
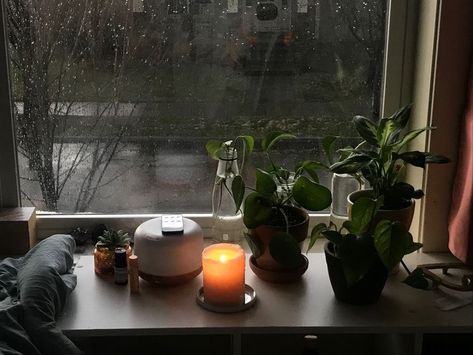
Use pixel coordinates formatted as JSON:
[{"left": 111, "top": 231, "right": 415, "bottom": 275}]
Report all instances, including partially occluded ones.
[{"left": 202, "top": 243, "right": 245, "bottom": 307}]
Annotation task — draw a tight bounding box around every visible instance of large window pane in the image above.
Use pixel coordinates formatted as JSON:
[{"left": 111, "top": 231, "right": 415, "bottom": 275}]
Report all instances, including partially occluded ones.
[{"left": 7, "top": 0, "right": 386, "bottom": 213}]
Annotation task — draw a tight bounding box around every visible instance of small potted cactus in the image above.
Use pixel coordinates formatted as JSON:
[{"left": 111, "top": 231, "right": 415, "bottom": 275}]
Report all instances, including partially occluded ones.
[{"left": 94, "top": 229, "right": 132, "bottom": 275}]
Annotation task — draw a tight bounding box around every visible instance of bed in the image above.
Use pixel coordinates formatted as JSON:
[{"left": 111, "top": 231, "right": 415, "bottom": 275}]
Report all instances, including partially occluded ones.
[{"left": 0, "top": 234, "right": 81, "bottom": 355}]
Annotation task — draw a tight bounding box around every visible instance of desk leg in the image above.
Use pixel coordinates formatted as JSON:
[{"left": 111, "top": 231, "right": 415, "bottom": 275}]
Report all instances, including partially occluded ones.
[{"left": 231, "top": 333, "right": 242, "bottom": 355}]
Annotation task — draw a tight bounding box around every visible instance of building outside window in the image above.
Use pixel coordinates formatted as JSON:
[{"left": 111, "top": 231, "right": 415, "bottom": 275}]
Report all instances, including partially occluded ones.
[{"left": 2, "top": 0, "right": 388, "bottom": 216}]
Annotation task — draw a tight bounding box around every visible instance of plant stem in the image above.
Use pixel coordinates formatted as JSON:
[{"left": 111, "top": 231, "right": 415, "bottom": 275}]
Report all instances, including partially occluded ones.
[
  {"left": 280, "top": 207, "right": 290, "bottom": 234},
  {"left": 400, "top": 259, "right": 411, "bottom": 275}
]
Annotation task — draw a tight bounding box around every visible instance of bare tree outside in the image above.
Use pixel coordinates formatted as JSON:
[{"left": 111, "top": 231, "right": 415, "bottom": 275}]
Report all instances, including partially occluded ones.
[
  {"left": 7, "top": 0, "right": 171, "bottom": 211},
  {"left": 6, "top": 0, "right": 387, "bottom": 213}
]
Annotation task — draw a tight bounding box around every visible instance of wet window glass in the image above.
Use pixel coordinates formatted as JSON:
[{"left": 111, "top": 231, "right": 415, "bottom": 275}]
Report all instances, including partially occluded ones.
[{"left": 7, "top": 0, "right": 386, "bottom": 213}]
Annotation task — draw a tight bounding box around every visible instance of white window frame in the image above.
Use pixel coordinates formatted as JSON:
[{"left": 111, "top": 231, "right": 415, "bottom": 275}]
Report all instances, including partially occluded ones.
[{"left": 1, "top": 0, "right": 451, "bottom": 245}]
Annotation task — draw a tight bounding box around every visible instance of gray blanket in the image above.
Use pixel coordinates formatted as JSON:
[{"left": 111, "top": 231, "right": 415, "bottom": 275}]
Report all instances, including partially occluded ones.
[{"left": 0, "top": 234, "right": 81, "bottom": 355}]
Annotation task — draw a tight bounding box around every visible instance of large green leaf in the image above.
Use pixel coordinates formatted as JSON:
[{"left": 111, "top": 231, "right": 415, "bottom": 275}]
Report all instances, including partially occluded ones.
[
  {"left": 292, "top": 176, "right": 332, "bottom": 211},
  {"left": 349, "top": 197, "right": 379, "bottom": 235},
  {"left": 205, "top": 140, "right": 223, "bottom": 160},
  {"left": 373, "top": 220, "right": 411, "bottom": 271},
  {"left": 231, "top": 175, "right": 245, "bottom": 213},
  {"left": 269, "top": 232, "right": 303, "bottom": 269},
  {"left": 354, "top": 115, "right": 378, "bottom": 146},
  {"left": 261, "top": 131, "right": 296, "bottom": 152},
  {"left": 243, "top": 192, "right": 273, "bottom": 228},
  {"left": 256, "top": 168, "right": 277, "bottom": 196}
]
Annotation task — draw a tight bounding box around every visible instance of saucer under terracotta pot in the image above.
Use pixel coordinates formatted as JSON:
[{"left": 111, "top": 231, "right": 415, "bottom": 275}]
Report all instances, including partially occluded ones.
[{"left": 249, "top": 254, "right": 309, "bottom": 283}]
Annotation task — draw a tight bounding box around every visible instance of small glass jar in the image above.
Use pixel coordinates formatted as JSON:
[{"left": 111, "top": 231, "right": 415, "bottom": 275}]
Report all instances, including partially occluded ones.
[
  {"left": 94, "top": 243, "right": 132, "bottom": 275},
  {"left": 211, "top": 146, "right": 244, "bottom": 243}
]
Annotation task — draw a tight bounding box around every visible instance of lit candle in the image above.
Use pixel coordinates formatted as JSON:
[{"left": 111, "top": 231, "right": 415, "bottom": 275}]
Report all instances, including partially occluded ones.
[{"left": 202, "top": 243, "right": 245, "bottom": 307}]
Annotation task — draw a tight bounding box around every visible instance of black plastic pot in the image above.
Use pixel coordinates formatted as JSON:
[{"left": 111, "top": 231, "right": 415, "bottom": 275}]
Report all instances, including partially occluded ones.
[{"left": 324, "top": 242, "right": 388, "bottom": 305}]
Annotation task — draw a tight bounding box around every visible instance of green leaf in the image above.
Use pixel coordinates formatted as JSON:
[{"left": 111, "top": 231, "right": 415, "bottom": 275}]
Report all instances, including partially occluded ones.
[
  {"left": 307, "top": 223, "right": 328, "bottom": 252},
  {"left": 341, "top": 220, "right": 355, "bottom": 233},
  {"left": 377, "top": 118, "right": 397, "bottom": 146},
  {"left": 349, "top": 197, "right": 379, "bottom": 235},
  {"left": 261, "top": 131, "right": 296, "bottom": 152},
  {"left": 405, "top": 241, "right": 423, "bottom": 254},
  {"left": 395, "top": 151, "right": 427, "bottom": 168},
  {"left": 206, "top": 140, "right": 223, "bottom": 160},
  {"left": 236, "top": 135, "right": 254, "bottom": 157},
  {"left": 373, "top": 220, "right": 411, "bottom": 271},
  {"left": 298, "top": 160, "right": 326, "bottom": 182},
  {"left": 395, "top": 151, "right": 449, "bottom": 168},
  {"left": 354, "top": 115, "right": 379, "bottom": 146},
  {"left": 292, "top": 176, "right": 332, "bottom": 211},
  {"left": 322, "top": 135, "right": 338, "bottom": 165},
  {"left": 243, "top": 192, "right": 273, "bottom": 228},
  {"left": 256, "top": 168, "right": 277, "bottom": 196},
  {"left": 337, "top": 235, "right": 377, "bottom": 286},
  {"left": 390, "top": 104, "right": 412, "bottom": 129},
  {"left": 321, "top": 230, "right": 343, "bottom": 245},
  {"left": 338, "top": 146, "right": 355, "bottom": 161},
  {"left": 425, "top": 153, "right": 450, "bottom": 164},
  {"left": 403, "top": 268, "right": 430, "bottom": 290},
  {"left": 391, "top": 127, "right": 431, "bottom": 151},
  {"left": 330, "top": 154, "right": 372, "bottom": 174},
  {"left": 269, "top": 232, "right": 303, "bottom": 269},
  {"left": 231, "top": 175, "right": 245, "bottom": 213},
  {"left": 245, "top": 232, "right": 263, "bottom": 258}
]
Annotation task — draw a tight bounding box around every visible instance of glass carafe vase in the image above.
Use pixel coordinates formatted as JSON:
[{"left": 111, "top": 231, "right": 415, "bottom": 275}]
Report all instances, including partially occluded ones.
[{"left": 211, "top": 147, "right": 244, "bottom": 243}]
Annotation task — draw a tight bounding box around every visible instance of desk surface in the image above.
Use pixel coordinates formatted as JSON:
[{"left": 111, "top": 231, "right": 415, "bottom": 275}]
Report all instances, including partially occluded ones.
[{"left": 58, "top": 253, "right": 473, "bottom": 337}]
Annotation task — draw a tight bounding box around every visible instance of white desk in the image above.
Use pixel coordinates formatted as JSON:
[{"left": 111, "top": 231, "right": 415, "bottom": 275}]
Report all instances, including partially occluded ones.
[{"left": 59, "top": 253, "right": 473, "bottom": 355}]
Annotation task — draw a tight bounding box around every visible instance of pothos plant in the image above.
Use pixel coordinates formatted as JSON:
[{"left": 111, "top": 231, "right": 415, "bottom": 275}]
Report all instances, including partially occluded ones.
[
  {"left": 308, "top": 196, "right": 422, "bottom": 286},
  {"left": 230, "top": 131, "right": 333, "bottom": 269},
  {"left": 329, "top": 104, "right": 450, "bottom": 209}
]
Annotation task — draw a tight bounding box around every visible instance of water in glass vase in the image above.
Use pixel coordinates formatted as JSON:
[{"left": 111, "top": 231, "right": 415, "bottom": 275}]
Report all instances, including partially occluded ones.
[{"left": 211, "top": 145, "right": 244, "bottom": 243}]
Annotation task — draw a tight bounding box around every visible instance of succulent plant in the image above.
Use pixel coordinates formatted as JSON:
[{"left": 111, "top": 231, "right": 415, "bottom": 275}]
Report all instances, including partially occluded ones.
[{"left": 97, "top": 229, "right": 130, "bottom": 249}]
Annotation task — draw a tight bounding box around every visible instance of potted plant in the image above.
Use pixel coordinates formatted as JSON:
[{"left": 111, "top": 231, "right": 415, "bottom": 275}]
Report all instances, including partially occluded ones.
[
  {"left": 231, "top": 132, "right": 332, "bottom": 282},
  {"left": 330, "top": 104, "right": 449, "bottom": 230},
  {"left": 308, "top": 196, "right": 422, "bottom": 304},
  {"left": 205, "top": 136, "right": 254, "bottom": 242},
  {"left": 94, "top": 229, "right": 132, "bottom": 275}
]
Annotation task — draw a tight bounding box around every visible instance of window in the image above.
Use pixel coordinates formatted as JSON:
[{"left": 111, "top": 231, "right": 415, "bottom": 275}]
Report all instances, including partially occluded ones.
[
  {"left": 1, "top": 0, "right": 389, "bottom": 215},
  {"left": 0, "top": 0, "right": 419, "bottom": 228}
]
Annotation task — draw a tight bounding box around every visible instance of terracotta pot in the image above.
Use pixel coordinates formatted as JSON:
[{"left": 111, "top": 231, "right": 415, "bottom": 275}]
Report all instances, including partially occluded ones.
[
  {"left": 324, "top": 242, "right": 387, "bottom": 305},
  {"left": 347, "top": 190, "right": 415, "bottom": 231},
  {"left": 94, "top": 243, "right": 132, "bottom": 276},
  {"left": 248, "top": 206, "right": 309, "bottom": 272}
]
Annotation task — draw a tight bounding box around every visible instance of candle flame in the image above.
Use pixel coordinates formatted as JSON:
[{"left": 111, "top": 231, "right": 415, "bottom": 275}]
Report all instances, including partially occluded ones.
[{"left": 219, "top": 254, "right": 228, "bottom": 263}]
